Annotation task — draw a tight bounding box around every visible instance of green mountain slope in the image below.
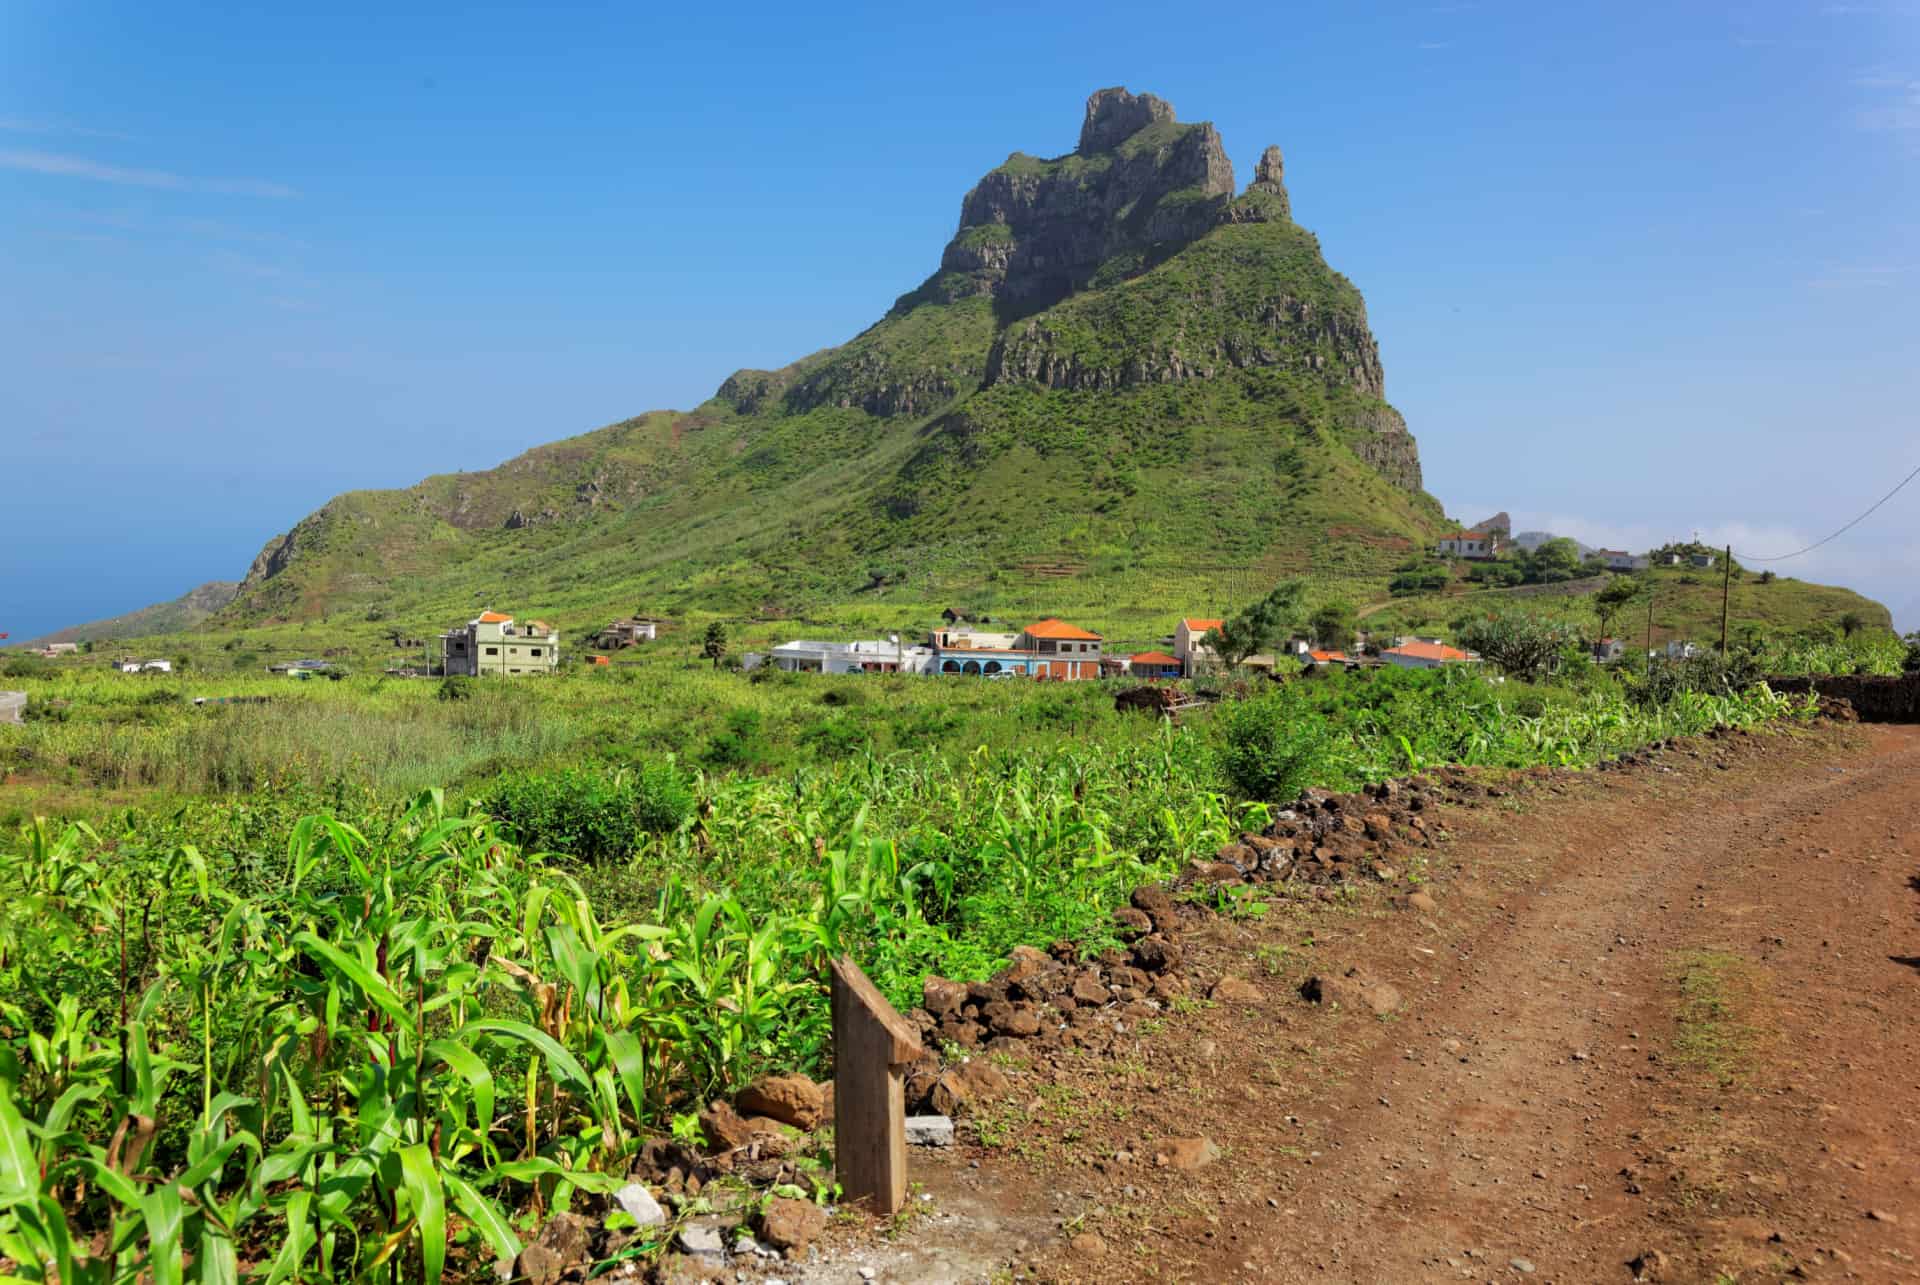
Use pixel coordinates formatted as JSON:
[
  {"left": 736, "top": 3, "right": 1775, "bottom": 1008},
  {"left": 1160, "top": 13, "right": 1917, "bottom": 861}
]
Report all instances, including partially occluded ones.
[{"left": 214, "top": 88, "right": 1445, "bottom": 633}]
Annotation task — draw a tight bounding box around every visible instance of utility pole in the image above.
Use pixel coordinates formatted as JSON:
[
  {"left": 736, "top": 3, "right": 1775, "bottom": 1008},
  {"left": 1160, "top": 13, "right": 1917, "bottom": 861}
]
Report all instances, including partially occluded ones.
[
  {"left": 1645, "top": 590, "right": 1655, "bottom": 662},
  {"left": 1719, "top": 544, "right": 1733, "bottom": 653}
]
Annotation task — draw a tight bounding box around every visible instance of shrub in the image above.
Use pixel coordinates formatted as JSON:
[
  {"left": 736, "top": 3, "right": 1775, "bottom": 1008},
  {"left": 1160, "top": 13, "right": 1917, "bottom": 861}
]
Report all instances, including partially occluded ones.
[
  {"left": 436, "top": 676, "right": 474, "bottom": 701},
  {"left": 481, "top": 761, "right": 689, "bottom": 860},
  {"left": 1456, "top": 614, "right": 1569, "bottom": 681},
  {"left": 1215, "top": 689, "right": 1336, "bottom": 801},
  {"left": 629, "top": 757, "right": 695, "bottom": 834}
]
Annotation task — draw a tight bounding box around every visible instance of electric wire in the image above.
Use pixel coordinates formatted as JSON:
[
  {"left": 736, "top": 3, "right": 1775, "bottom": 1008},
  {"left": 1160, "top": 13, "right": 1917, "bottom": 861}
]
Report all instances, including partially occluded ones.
[{"left": 1728, "top": 459, "right": 1920, "bottom": 562}]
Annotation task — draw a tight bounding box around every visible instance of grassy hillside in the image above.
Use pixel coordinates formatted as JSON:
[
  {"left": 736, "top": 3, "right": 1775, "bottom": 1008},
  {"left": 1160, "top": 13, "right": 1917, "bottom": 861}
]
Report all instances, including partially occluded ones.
[
  {"left": 1363, "top": 565, "right": 1892, "bottom": 650},
  {"left": 186, "top": 90, "right": 1444, "bottom": 643}
]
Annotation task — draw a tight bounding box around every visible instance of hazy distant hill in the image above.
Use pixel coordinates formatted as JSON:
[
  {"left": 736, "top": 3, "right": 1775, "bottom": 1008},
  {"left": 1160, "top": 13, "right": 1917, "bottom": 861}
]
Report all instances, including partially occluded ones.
[{"left": 16, "top": 581, "right": 240, "bottom": 649}]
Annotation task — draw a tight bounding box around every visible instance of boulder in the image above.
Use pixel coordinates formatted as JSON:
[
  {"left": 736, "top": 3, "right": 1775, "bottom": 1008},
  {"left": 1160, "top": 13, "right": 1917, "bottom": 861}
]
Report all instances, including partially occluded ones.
[
  {"left": 1155, "top": 1136, "right": 1221, "bottom": 1170},
  {"left": 982, "top": 1000, "right": 1042, "bottom": 1038},
  {"left": 698, "top": 1101, "right": 757, "bottom": 1151},
  {"left": 1210, "top": 976, "right": 1263, "bottom": 1004},
  {"left": 515, "top": 1213, "right": 590, "bottom": 1285},
  {"left": 1130, "top": 885, "right": 1179, "bottom": 933},
  {"left": 613, "top": 1182, "right": 666, "bottom": 1229},
  {"left": 922, "top": 975, "right": 968, "bottom": 1017},
  {"left": 1131, "top": 935, "right": 1182, "bottom": 974},
  {"left": 905, "top": 1114, "right": 955, "bottom": 1147},
  {"left": 1111, "top": 906, "right": 1153, "bottom": 939},
  {"left": 736, "top": 1074, "right": 823, "bottom": 1130},
  {"left": 757, "top": 1196, "right": 826, "bottom": 1252},
  {"left": 1301, "top": 968, "right": 1403, "bottom": 1016}
]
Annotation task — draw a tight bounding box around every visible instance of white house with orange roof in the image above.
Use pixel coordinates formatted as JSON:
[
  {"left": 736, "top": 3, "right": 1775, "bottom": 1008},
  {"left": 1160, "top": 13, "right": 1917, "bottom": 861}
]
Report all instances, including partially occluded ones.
[
  {"left": 1380, "top": 639, "right": 1475, "bottom": 670},
  {"left": 923, "top": 618, "right": 1104, "bottom": 680},
  {"left": 441, "top": 610, "right": 561, "bottom": 677},
  {"left": 1173, "top": 617, "right": 1222, "bottom": 675}
]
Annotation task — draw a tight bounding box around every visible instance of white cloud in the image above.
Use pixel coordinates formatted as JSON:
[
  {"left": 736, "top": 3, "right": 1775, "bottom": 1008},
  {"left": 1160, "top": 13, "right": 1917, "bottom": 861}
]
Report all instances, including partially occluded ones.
[
  {"left": 0, "top": 148, "right": 295, "bottom": 198},
  {"left": 0, "top": 115, "right": 136, "bottom": 142}
]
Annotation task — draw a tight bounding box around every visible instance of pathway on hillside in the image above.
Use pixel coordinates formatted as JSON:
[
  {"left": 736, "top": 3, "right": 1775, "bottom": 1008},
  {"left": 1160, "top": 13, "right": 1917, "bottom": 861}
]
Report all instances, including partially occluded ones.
[{"left": 1357, "top": 573, "right": 1609, "bottom": 619}]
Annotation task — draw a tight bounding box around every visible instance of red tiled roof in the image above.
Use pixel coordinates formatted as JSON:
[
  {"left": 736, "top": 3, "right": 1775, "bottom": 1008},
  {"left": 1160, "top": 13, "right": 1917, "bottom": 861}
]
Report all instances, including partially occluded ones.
[
  {"left": 1022, "top": 618, "right": 1103, "bottom": 641},
  {"left": 1387, "top": 640, "right": 1472, "bottom": 662},
  {"left": 1307, "top": 650, "right": 1348, "bottom": 663},
  {"left": 477, "top": 611, "right": 512, "bottom": 623},
  {"left": 1130, "top": 651, "right": 1182, "bottom": 666},
  {"left": 1181, "top": 618, "right": 1223, "bottom": 632}
]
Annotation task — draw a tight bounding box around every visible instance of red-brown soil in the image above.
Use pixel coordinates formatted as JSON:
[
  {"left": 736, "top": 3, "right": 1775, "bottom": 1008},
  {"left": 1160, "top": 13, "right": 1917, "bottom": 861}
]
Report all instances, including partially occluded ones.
[{"left": 827, "top": 722, "right": 1920, "bottom": 1284}]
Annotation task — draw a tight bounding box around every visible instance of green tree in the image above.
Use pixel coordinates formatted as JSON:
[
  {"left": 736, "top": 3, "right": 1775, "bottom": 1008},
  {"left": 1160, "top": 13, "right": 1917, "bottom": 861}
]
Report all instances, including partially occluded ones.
[
  {"left": 1308, "top": 600, "right": 1357, "bottom": 652},
  {"left": 1592, "top": 575, "right": 1646, "bottom": 639},
  {"left": 1204, "top": 580, "right": 1305, "bottom": 667},
  {"left": 1457, "top": 613, "right": 1569, "bottom": 681},
  {"left": 702, "top": 621, "right": 729, "bottom": 669},
  {"left": 1838, "top": 611, "right": 1867, "bottom": 638},
  {"left": 171, "top": 653, "right": 191, "bottom": 672},
  {"left": 1523, "top": 538, "right": 1583, "bottom": 584}
]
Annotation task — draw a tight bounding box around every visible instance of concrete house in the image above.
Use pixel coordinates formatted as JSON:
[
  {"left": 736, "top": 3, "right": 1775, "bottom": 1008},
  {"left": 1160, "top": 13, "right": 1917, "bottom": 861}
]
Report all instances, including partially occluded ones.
[
  {"left": 1597, "top": 550, "right": 1649, "bottom": 572},
  {"left": 769, "top": 638, "right": 932, "bottom": 674},
  {"left": 593, "top": 617, "right": 660, "bottom": 649},
  {"left": 1592, "top": 637, "right": 1627, "bottom": 662},
  {"left": 1016, "top": 619, "right": 1103, "bottom": 680},
  {"left": 1173, "top": 618, "right": 1222, "bottom": 674},
  {"left": 1689, "top": 552, "right": 1716, "bottom": 569},
  {"left": 441, "top": 611, "right": 560, "bottom": 677},
  {"left": 1381, "top": 640, "right": 1475, "bottom": 669},
  {"left": 1129, "top": 651, "right": 1183, "bottom": 681},
  {"left": 1435, "top": 519, "right": 1505, "bottom": 560},
  {"left": 925, "top": 618, "right": 1104, "bottom": 680}
]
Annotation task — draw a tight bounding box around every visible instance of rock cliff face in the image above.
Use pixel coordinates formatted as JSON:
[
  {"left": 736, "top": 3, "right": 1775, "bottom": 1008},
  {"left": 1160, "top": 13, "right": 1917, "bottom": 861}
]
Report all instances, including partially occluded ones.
[{"left": 918, "top": 88, "right": 1238, "bottom": 315}]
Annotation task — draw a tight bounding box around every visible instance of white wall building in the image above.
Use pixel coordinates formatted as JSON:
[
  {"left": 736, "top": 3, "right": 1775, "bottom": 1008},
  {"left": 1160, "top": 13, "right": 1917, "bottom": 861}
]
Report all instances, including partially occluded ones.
[{"left": 769, "top": 638, "right": 934, "bottom": 675}]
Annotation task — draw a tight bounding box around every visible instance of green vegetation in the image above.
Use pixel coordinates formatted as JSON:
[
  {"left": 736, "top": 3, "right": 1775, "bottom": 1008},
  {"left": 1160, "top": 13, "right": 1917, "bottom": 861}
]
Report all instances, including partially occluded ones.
[{"left": 0, "top": 627, "right": 1822, "bottom": 1281}]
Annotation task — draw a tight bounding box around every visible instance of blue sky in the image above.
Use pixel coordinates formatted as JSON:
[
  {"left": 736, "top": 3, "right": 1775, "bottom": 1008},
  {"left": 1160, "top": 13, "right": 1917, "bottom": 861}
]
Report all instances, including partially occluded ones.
[{"left": 2, "top": 0, "right": 1916, "bottom": 640}]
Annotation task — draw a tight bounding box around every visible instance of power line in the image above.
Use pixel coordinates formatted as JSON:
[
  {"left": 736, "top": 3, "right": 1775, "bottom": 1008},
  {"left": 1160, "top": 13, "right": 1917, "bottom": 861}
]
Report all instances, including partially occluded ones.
[{"left": 1730, "top": 459, "right": 1920, "bottom": 562}]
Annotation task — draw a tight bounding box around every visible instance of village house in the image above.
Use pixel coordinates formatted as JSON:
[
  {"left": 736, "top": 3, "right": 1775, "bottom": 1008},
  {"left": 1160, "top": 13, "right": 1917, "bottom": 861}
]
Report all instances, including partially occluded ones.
[
  {"left": 1128, "top": 651, "right": 1183, "bottom": 681},
  {"left": 593, "top": 617, "right": 661, "bottom": 649},
  {"left": 1597, "top": 550, "right": 1649, "bottom": 572},
  {"left": 1173, "top": 617, "right": 1222, "bottom": 675},
  {"left": 924, "top": 618, "right": 1104, "bottom": 680},
  {"left": 37, "top": 642, "right": 79, "bottom": 658},
  {"left": 1381, "top": 639, "right": 1476, "bottom": 669},
  {"left": 441, "top": 611, "right": 560, "bottom": 677},
  {"left": 769, "top": 638, "right": 933, "bottom": 674},
  {"left": 1434, "top": 518, "right": 1505, "bottom": 560},
  {"left": 1592, "top": 637, "right": 1627, "bottom": 662},
  {"left": 1689, "top": 552, "right": 1716, "bottom": 569}
]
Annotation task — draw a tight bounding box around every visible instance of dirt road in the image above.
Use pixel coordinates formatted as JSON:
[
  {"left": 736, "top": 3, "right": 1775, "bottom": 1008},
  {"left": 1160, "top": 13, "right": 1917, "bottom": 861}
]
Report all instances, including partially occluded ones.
[{"left": 856, "top": 722, "right": 1920, "bottom": 1284}]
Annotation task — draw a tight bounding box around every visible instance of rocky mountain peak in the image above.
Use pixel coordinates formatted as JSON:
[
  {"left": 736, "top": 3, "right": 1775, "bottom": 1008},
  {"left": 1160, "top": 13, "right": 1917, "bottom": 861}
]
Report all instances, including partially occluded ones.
[
  {"left": 1078, "top": 87, "right": 1175, "bottom": 155},
  {"left": 1243, "top": 143, "right": 1292, "bottom": 220},
  {"left": 904, "top": 87, "right": 1238, "bottom": 319}
]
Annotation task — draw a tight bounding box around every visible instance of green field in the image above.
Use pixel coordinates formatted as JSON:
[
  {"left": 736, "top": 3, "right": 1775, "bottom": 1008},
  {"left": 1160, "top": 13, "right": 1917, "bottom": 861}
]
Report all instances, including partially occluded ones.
[{"left": 0, "top": 632, "right": 1873, "bottom": 1281}]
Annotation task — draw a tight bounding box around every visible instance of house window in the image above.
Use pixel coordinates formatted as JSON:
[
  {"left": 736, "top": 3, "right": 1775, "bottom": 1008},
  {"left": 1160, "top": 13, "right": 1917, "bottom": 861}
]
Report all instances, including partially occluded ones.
[
  {"left": 1038, "top": 640, "right": 1056, "bottom": 653},
  {"left": 530, "top": 648, "right": 541, "bottom": 657},
  {"left": 485, "top": 647, "right": 499, "bottom": 656},
  {"left": 942, "top": 660, "right": 960, "bottom": 673},
  {"left": 983, "top": 660, "right": 1002, "bottom": 675}
]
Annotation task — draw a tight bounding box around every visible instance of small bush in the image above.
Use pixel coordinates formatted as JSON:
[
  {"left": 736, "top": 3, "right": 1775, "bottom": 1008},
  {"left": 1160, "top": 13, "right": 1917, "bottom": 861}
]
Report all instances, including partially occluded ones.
[
  {"left": 482, "top": 759, "right": 691, "bottom": 861},
  {"left": 1215, "top": 689, "right": 1336, "bottom": 801},
  {"left": 436, "top": 676, "right": 474, "bottom": 702}
]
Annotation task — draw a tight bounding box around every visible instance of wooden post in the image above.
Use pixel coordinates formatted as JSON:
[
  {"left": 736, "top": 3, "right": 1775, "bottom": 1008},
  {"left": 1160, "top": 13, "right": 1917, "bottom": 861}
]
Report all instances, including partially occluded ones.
[
  {"left": 1720, "top": 544, "right": 1733, "bottom": 653},
  {"left": 829, "top": 956, "right": 923, "bottom": 1216}
]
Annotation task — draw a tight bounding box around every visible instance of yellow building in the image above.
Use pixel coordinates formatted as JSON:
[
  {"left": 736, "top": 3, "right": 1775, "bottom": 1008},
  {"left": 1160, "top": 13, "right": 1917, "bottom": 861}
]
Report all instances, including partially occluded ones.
[{"left": 440, "top": 611, "right": 560, "bottom": 676}]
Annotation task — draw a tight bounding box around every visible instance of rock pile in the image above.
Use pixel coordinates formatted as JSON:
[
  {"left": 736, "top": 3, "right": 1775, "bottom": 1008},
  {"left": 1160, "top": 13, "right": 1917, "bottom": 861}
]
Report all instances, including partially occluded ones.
[{"left": 1195, "top": 774, "right": 1453, "bottom": 889}]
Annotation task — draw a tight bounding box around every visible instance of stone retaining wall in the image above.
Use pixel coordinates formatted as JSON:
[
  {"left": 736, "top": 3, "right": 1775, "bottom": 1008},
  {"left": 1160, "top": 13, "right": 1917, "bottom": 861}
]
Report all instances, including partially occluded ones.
[{"left": 1767, "top": 673, "right": 1920, "bottom": 723}]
